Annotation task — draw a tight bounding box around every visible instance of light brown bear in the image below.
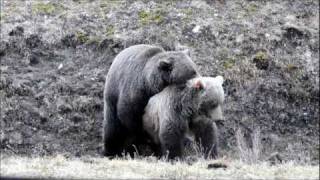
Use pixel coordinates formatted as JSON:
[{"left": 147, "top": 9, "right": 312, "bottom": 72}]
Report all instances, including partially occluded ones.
[{"left": 142, "top": 76, "right": 224, "bottom": 159}]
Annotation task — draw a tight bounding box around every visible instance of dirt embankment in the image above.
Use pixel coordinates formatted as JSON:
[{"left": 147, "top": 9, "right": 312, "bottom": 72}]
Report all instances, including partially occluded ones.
[{"left": 0, "top": 0, "right": 319, "bottom": 163}]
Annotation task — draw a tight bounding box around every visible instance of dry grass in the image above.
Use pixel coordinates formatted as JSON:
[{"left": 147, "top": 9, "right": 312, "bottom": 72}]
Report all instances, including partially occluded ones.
[
  {"left": 0, "top": 154, "right": 318, "bottom": 180},
  {"left": 236, "top": 127, "right": 262, "bottom": 164}
]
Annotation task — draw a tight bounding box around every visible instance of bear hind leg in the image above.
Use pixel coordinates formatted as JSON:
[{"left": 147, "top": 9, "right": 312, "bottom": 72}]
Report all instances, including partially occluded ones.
[{"left": 103, "top": 101, "right": 127, "bottom": 157}]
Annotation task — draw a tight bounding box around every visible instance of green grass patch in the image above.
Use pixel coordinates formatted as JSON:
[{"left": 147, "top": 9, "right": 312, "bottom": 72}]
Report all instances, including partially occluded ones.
[
  {"left": 0, "top": 13, "right": 5, "bottom": 21},
  {"left": 247, "top": 3, "right": 258, "bottom": 13},
  {"left": 253, "top": 51, "right": 269, "bottom": 70},
  {"left": 99, "top": 0, "right": 122, "bottom": 9},
  {"left": 105, "top": 25, "right": 115, "bottom": 36},
  {"left": 76, "top": 32, "right": 89, "bottom": 44},
  {"left": 32, "top": 2, "right": 66, "bottom": 16},
  {"left": 223, "top": 58, "right": 236, "bottom": 69},
  {"left": 286, "top": 63, "right": 299, "bottom": 72},
  {"left": 138, "top": 9, "right": 165, "bottom": 25},
  {"left": 254, "top": 51, "right": 267, "bottom": 61},
  {"left": 86, "top": 36, "right": 102, "bottom": 45},
  {"left": 182, "top": 8, "right": 193, "bottom": 17}
]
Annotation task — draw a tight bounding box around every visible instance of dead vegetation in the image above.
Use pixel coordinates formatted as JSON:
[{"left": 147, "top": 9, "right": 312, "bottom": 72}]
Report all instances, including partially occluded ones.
[
  {"left": 236, "top": 127, "right": 262, "bottom": 164},
  {"left": 0, "top": 155, "right": 318, "bottom": 179}
]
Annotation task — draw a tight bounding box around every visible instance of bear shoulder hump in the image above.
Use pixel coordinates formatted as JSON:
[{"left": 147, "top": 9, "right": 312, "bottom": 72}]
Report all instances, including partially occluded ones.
[{"left": 136, "top": 44, "right": 164, "bottom": 60}]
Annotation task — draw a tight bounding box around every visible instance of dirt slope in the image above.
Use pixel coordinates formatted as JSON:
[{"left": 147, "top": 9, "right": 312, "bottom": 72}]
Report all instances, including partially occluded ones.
[{"left": 0, "top": 0, "right": 319, "bottom": 163}]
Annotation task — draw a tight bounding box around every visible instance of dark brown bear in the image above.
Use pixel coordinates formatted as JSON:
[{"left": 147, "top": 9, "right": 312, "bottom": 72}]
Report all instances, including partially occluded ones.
[{"left": 103, "top": 44, "right": 198, "bottom": 157}]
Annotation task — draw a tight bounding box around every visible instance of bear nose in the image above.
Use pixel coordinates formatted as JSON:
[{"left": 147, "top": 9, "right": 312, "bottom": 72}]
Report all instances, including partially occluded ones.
[{"left": 190, "top": 69, "right": 198, "bottom": 78}]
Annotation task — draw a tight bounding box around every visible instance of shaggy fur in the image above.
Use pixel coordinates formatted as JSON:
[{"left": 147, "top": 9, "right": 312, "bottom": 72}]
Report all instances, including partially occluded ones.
[
  {"left": 103, "top": 44, "right": 198, "bottom": 157},
  {"left": 143, "top": 76, "right": 224, "bottom": 159}
]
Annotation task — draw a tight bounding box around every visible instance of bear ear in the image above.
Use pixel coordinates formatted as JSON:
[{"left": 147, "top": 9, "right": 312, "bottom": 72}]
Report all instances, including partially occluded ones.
[
  {"left": 194, "top": 79, "right": 204, "bottom": 90},
  {"left": 216, "top": 76, "right": 224, "bottom": 85},
  {"left": 159, "top": 59, "right": 172, "bottom": 71}
]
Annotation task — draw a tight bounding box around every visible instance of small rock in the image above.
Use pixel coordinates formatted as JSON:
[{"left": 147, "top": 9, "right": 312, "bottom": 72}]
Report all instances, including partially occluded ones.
[
  {"left": 282, "top": 23, "right": 310, "bottom": 40},
  {"left": 26, "top": 34, "right": 42, "bottom": 49},
  {"left": 285, "top": 15, "right": 296, "bottom": 22},
  {"left": 71, "top": 113, "right": 83, "bottom": 123},
  {"left": 98, "top": 38, "right": 124, "bottom": 53},
  {"left": 236, "top": 34, "right": 244, "bottom": 43},
  {"left": 9, "top": 26, "right": 24, "bottom": 36},
  {"left": 39, "top": 108, "right": 48, "bottom": 124},
  {"left": 9, "top": 132, "right": 23, "bottom": 145},
  {"left": 0, "top": 66, "right": 9, "bottom": 72},
  {"left": 11, "top": 79, "right": 32, "bottom": 96},
  {"left": 0, "top": 131, "right": 7, "bottom": 144},
  {"left": 61, "top": 34, "right": 78, "bottom": 48},
  {"left": 192, "top": 25, "right": 201, "bottom": 33},
  {"left": 58, "top": 63, "right": 63, "bottom": 70},
  {"left": 28, "top": 54, "right": 40, "bottom": 65},
  {"left": 56, "top": 97, "right": 72, "bottom": 113},
  {"left": 207, "top": 162, "right": 228, "bottom": 169}
]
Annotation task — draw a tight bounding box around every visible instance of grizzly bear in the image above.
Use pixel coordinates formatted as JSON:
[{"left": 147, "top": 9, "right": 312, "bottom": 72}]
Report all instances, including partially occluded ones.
[
  {"left": 142, "top": 76, "right": 224, "bottom": 159},
  {"left": 103, "top": 44, "right": 199, "bottom": 156}
]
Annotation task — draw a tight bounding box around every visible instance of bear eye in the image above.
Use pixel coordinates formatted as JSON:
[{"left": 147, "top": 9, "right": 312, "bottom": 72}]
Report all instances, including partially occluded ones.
[
  {"left": 211, "top": 103, "right": 218, "bottom": 109},
  {"left": 159, "top": 60, "right": 172, "bottom": 71}
]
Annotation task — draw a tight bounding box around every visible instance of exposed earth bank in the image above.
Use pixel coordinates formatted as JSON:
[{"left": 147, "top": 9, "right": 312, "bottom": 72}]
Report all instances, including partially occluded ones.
[{"left": 0, "top": 0, "right": 319, "bottom": 164}]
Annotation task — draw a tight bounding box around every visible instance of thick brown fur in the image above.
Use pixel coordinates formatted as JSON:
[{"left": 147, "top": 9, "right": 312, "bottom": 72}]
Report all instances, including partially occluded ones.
[
  {"left": 103, "top": 44, "right": 199, "bottom": 157},
  {"left": 143, "top": 76, "right": 224, "bottom": 159}
]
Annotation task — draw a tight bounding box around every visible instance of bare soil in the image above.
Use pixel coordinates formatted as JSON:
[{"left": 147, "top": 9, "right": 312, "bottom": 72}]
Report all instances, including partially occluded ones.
[{"left": 0, "top": 0, "right": 319, "bottom": 164}]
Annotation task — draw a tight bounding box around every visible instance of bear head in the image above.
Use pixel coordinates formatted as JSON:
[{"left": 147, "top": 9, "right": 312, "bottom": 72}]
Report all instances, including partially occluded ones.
[
  {"left": 145, "top": 50, "right": 199, "bottom": 94},
  {"left": 187, "top": 76, "right": 225, "bottom": 121}
]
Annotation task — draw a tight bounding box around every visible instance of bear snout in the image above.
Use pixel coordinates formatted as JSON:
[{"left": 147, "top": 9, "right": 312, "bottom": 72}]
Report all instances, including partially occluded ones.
[{"left": 172, "top": 68, "right": 198, "bottom": 85}]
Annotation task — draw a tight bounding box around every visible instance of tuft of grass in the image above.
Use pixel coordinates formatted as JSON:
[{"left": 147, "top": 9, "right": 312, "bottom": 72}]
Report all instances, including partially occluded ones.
[
  {"left": 32, "top": 2, "right": 66, "bottom": 16},
  {"left": 1, "top": 3, "right": 18, "bottom": 21},
  {"left": 286, "top": 63, "right": 299, "bottom": 71},
  {"left": 138, "top": 10, "right": 150, "bottom": 25},
  {"left": 0, "top": 13, "right": 5, "bottom": 21},
  {"left": 105, "top": 25, "right": 115, "bottom": 36},
  {"left": 236, "top": 127, "right": 262, "bottom": 164},
  {"left": 75, "top": 32, "right": 89, "bottom": 44},
  {"left": 32, "top": 2, "right": 56, "bottom": 15},
  {"left": 182, "top": 8, "right": 193, "bottom": 17},
  {"left": 223, "top": 58, "right": 236, "bottom": 69},
  {"left": 99, "top": 0, "right": 121, "bottom": 9},
  {"left": 138, "top": 9, "right": 165, "bottom": 25},
  {"left": 72, "top": 0, "right": 84, "bottom": 3},
  {"left": 254, "top": 51, "right": 267, "bottom": 62},
  {"left": 253, "top": 51, "right": 269, "bottom": 70},
  {"left": 181, "top": 8, "right": 193, "bottom": 22},
  {"left": 247, "top": 3, "right": 258, "bottom": 13},
  {"left": 86, "top": 36, "right": 102, "bottom": 46},
  {"left": 138, "top": 10, "right": 149, "bottom": 19}
]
